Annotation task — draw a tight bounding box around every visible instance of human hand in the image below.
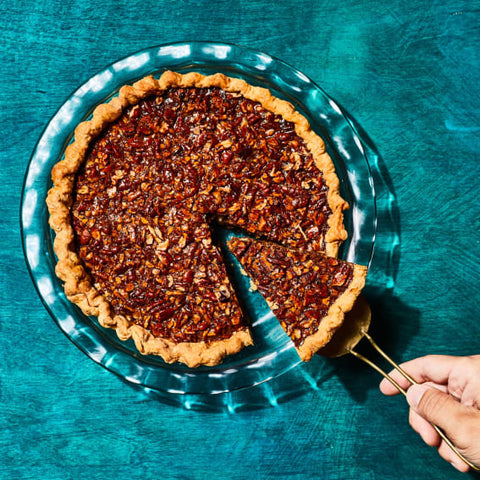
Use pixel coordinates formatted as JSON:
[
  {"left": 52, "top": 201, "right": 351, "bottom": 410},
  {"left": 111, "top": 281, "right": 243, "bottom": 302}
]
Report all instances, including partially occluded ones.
[{"left": 379, "top": 354, "right": 480, "bottom": 472}]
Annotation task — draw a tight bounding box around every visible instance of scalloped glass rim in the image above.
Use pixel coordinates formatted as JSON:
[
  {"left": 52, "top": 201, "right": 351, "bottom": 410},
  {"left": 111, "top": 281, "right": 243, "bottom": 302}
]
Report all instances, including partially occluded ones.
[{"left": 21, "top": 42, "right": 378, "bottom": 399}]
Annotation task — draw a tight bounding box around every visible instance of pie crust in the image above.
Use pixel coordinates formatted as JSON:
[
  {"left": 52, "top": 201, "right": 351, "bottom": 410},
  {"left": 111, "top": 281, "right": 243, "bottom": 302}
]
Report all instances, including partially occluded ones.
[{"left": 46, "top": 71, "right": 351, "bottom": 367}]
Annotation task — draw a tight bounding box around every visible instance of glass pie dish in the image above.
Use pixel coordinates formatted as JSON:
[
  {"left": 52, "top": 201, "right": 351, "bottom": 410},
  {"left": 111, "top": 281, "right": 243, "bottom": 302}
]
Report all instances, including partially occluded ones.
[{"left": 21, "top": 42, "right": 395, "bottom": 410}]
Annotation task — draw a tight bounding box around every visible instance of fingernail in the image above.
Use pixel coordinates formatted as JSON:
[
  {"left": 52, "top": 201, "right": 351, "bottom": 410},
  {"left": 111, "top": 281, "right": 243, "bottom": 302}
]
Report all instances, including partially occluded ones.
[{"left": 406, "top": 384, "right": 428, "bottom": 410}]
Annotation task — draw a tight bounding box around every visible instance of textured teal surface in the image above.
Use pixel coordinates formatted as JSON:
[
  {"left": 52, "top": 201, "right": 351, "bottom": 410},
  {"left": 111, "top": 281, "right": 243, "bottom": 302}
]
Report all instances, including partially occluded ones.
[{"left": 2, "top": 1, "right": 480, "bottom": 479}]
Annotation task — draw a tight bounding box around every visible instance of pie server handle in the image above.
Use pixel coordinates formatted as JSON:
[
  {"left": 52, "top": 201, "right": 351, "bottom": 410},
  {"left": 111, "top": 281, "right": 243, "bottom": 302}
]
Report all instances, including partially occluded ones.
[{"left": 349, "top": 331, "right": 480, "bottom": 472}]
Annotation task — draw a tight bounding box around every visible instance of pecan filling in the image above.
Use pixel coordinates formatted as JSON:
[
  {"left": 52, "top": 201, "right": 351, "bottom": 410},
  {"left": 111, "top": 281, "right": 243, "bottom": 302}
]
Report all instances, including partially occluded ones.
[
  {"left": 72, "top": 86, "right": 334, "bottom": 344},
  {"left": 228, "top": 237, "right": 354, "bottom": 346}
]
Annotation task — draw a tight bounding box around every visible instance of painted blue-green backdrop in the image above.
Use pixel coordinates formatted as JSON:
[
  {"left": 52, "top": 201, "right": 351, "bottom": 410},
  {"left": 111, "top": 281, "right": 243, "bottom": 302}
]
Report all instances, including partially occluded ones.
[{"left": 2, "top": 1, "right": 480, "bottom": 479}]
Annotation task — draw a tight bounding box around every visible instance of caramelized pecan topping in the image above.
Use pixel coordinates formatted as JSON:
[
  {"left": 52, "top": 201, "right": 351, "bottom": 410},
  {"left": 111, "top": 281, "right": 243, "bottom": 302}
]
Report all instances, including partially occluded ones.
[{"left": 72, "top": 86, "right": 335, "bottom": 344}]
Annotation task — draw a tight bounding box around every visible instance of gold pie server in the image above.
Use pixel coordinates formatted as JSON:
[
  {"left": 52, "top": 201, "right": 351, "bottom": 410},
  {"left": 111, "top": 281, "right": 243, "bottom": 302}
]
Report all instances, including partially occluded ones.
[{"left": 318, "top": 296, "right": 480, "bottom": 472}]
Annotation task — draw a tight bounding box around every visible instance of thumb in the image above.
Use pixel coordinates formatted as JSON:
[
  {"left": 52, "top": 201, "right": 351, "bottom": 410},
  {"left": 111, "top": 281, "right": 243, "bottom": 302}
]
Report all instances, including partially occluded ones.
[{"left": 406, "top": 384, "right": 466, "bottom": 439}]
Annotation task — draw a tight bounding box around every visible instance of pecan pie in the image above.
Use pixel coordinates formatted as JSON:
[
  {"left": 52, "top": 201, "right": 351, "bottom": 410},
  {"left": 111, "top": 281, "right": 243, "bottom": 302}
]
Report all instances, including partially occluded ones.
[
  {"left": 228, "top": 237, "right": 367, "bottom": 361},
  {"left": 46, "top": 71, "right": 354, "bottom": 367}
]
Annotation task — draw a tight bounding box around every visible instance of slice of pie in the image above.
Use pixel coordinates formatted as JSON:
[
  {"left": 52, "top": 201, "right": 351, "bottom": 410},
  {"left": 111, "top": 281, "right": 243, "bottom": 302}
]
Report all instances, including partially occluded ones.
[
  {"left": 46, "top": 70, "right": 350, "bottom": 366},
  {"left": 227, "top": 237, "right": 367, "bottom": 361}
]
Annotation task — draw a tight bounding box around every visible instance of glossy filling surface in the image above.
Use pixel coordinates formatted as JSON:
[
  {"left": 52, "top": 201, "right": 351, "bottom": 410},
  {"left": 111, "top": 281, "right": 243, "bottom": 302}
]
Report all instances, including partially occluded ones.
[{"left": 72, "top": 86, "right": 334, "bottom": 343}]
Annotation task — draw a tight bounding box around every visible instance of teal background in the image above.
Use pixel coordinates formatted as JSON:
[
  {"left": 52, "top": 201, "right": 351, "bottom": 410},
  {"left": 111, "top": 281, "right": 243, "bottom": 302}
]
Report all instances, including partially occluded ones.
[{"left": 2, "top": 1, "right": 480, "bottom": 479}]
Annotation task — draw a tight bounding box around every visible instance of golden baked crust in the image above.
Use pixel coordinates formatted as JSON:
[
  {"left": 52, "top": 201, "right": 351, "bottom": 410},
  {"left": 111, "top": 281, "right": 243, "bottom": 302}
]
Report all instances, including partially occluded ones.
[
  {"left": 46, "top": 71, "right": 349, "bottom": 367},
  {"left": 296, "top": 264, "right": 367, "bottom": 361}
]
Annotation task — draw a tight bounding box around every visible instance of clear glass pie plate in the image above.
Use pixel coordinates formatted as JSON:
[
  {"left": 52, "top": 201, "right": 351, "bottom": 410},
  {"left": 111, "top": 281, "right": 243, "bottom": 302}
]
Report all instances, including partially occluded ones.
[{"left": 21, "top": 42, "right": 394, "bottom": 410}]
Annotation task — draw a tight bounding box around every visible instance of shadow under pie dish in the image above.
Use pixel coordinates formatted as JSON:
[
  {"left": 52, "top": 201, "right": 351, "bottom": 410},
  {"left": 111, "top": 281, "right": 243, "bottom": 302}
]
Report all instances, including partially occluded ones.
[{"left": 46, "top": 70, "right": 367, "bottom": 367}]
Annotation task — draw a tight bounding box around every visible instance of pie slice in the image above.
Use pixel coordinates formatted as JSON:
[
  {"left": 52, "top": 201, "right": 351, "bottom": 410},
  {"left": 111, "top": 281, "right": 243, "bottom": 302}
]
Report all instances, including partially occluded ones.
[
  {"left": 46, "top": 70, "right": 350, "bottom": 367},
  {"left": 227, "top": 237, "right": 367, "bottom": 361}
]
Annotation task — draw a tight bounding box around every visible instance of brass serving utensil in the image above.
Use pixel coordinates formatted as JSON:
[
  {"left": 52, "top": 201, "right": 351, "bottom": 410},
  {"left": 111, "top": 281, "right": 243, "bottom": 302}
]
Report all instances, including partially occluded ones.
[{"left": 318, "top": 296, "right": 480, "bottom": 472}]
